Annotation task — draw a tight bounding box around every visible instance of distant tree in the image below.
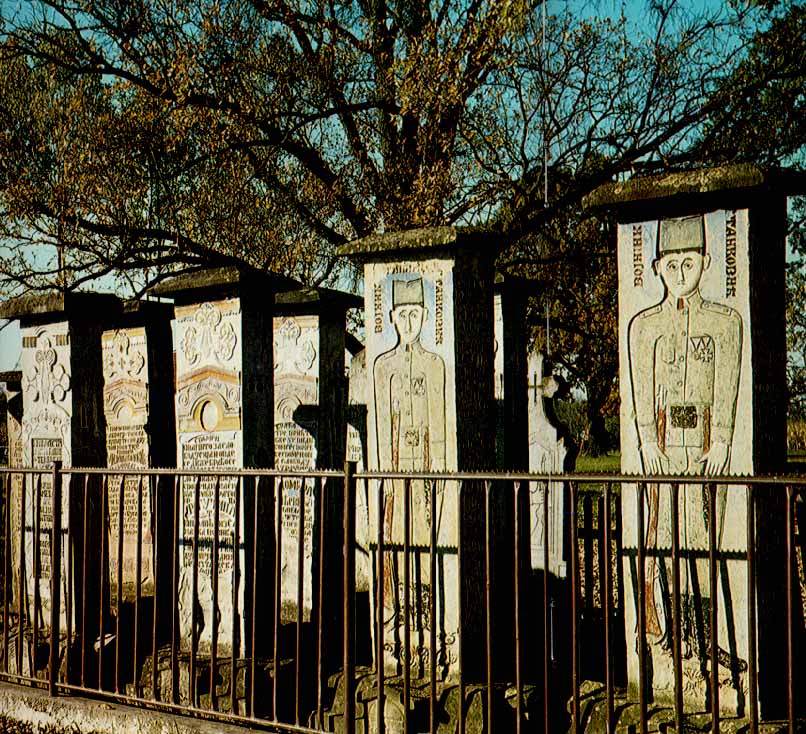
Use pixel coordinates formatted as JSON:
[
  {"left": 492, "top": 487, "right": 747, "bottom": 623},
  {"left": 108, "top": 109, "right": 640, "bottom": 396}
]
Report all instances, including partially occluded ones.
[{"left": 0, "top": 0, "right": 774, "bottom": 299}]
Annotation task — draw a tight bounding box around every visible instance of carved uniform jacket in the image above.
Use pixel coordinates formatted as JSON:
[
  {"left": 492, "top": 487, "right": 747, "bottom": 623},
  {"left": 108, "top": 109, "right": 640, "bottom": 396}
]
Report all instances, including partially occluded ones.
[
  {"left": 629, "top": 291, "right": 742, "bottom": 470},
  {"left": 374, "top": 341, "right": 446, "bottom": 472}
]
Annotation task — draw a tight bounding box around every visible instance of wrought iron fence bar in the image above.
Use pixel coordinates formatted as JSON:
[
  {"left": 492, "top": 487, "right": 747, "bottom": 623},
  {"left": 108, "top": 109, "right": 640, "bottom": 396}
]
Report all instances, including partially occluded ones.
[
  {"left": 543, "top": 479, "right": 551, "bottom": 734},
  {"left": 3, "top": 472, "right": 10, "bottom": 675},
  {"left": 230, "top": 475, "right": 241, "bottom": 716},
  {"left": 210, "top": 475, "right": 220, "bottom": 712},
  {"left": 342, "top": 462, "right": 356, "bottom": 734},
  {"left": 671, "top": 483, "right": 683, "bottom": 733},
  {"left": 636, "top": 481, "right": 648, "bottom": 734},
  {"left": 428, "top": 478, "right": 437, "bottom": 734},
  {"left": 513, "top": 480, "right": 522, "bottom": 734},
  {"left": 747, "top": 484, "right": 758, "bottom": 734},
  {"left": 48, "top": 460, "right": 62, "bottom": 698},
  {"left": 569, "top": 481, "right": 581, "bottom": 734},
  {"left": 134, "top": 474, "right": 143, "bottom": 697},
  {"left": 81, "top": 475, "right": 89, "bottom": 687},
  {"left": 295, "top": 474, "right": 305, "bottom": 727},
  {"left": 603, "top": 482, "right": 613, "bottom": 734},
  {"left": 151, "top": 475, "right": 160, "bottom": 703},
  {"left": 189, "top": 475, "right": 201, "bottom": 708},
  {"left": 708, "top": 483, "right": 719, "bottom": 734},
  {"left": 272, "top": 477, "right": 283, "bottom": 721},
  {"left": 375, "top": 477, "right": 385, "bottom": 734},
  {"left": 116, "top": 475, "right": 125, "bottom": 694},
  {"left": 787, "top": 485, "right": 795, "bottom": 734},
  {"left": 403, "top": 477, "right": 411, "bottom": 734},
  {"left": 170, "top": 476, "right": 180, "bottom": 705},
  {"left": 484, "top": 479, "right": 493, "bottom": 734},
  {"left": 33, "top": 473, "right": 41, "bottom": 674}
]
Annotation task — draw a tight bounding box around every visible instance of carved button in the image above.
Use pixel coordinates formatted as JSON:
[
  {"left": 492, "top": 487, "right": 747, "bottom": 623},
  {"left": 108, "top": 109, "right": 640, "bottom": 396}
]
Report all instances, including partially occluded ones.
[
  {"left": 678, "top": 356, "right": 684, "bottom": 363},
  {"left": 677, "top": 381, "right": 683, "bottom": 387}
]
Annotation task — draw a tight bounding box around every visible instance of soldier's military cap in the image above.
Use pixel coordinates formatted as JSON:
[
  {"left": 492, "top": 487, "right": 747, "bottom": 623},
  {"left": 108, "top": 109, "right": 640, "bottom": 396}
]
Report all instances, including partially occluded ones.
[
  {"left": 392, "top": 277, "right": 424, "bottom": 307},
  {"left": 657, "top": 215, "right": 705, "bottom": 257}
]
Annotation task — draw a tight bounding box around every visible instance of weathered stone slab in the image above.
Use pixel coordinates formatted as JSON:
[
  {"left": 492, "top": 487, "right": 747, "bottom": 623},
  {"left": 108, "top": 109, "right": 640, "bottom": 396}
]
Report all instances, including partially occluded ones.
[
  {"left": 339, "top": 226, "right": 497, "bottom": 683},
  {"left": 0, "top": 291, "right": 121, "bottom": 660},
  {"left": 1, "top": 372, "right": 23, "bottom": 612},
  {"left": 346, "top": 348, "right": 371, "bottom": 593},
  {"left": 174, "top": 297, "right": 245, "bottom": 655},
  {"left": 274, "top": 313, "right": 319, "bottom": 623},
  {"left": 102, "top": 302, "right": 174, "bottom": 607},
  {"left": 150, "top": 267, "right": 295, "bottom": 659},
  {"left": 273, "top": 287, "right": 359, "bottom": 625},
  {"left": 596, "top": 167, "right": 794, "bottom": 718},
  {"left": 527, "top": 352, "right": 569, "bottom": 577}
]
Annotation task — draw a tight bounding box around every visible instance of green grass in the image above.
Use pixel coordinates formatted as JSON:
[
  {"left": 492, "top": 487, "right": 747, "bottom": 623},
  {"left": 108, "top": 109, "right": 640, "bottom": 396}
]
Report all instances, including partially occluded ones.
[
  {"left": 572, "top": 451, "right": 806, "bottom": 474},
  {"left": 575, "top": 452, "right": 621, "bottom": 473}
]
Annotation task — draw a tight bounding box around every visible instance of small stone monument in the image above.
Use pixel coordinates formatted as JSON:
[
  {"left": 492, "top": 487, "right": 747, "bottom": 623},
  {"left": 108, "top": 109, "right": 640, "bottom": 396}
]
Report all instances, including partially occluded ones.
[
  {"left": 527, "top": 351, "right": 570, "bottom": 577},
  {"left": 586, "top": 164, "right": 803, "bottom": 717},
  {"left": 346, "top": 347, "right": 372, "bottom": 593},
  {"left": 272, "top": 286, "right": 360, "bottom": 625},
  {"left": 149, "top": 266, "right": 296, "bottom": 659},
  {"left": 1, "top": 371, "right": 23, "bottom": 614},
  {"left": 337, "top": 226, "right": 497, "bottom": 691},
  {"left": 0, "top": 291, "right": 121, "bottom": 664},
  {"left": 101, "top": 301, "right": 175, "bottom": 607}
]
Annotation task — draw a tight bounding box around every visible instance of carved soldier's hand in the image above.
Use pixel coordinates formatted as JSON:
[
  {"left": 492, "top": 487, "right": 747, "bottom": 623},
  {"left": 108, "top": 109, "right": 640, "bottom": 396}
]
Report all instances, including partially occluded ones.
[
  {"left": 698, "top": 442, "right": 729, "bottom": 477},
  {"left": 640, "top": 442, "right": 668, "bottom": 475}
]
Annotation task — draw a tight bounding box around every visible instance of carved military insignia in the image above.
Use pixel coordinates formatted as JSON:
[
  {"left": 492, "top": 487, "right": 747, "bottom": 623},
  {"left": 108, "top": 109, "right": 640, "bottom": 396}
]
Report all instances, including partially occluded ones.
[
  {"left": 670, "top": 405, "right": 698, "bottom": 429},
  {"left": 689, "top": 335, "right": 714, "bottom": 362},
  {"left": 405, "top": 429, "right": 420, "bottom": 447},
  {"left": 412, "top": 376, "right": 425, "bottom": 396}
]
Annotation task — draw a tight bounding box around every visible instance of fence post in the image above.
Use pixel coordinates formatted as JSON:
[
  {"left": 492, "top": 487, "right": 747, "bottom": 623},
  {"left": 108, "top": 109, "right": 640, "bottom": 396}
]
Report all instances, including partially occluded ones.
[
  {"left": 49, "top": 460, "right": 62, "bottom": 697},
  {"left": 342, "top": 461, "right": 356, "bottom": 734}
]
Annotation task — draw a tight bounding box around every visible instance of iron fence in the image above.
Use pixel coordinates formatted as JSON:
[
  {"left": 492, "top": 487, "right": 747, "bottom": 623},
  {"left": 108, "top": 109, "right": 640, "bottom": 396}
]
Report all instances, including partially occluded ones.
[{"left": 0, "top": 464, "right": 803, "bottom": 734}]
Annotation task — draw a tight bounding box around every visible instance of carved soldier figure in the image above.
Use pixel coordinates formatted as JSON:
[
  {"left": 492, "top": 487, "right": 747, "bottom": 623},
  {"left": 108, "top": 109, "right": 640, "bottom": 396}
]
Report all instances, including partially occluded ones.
[
  {"left": 372, "top": 276, "right": 449, "bottom": 674},
  {"left": 628, "top": 214, "right": 743, "bottom": 663},
  {"left": 374, "top": 277, "right": 446, "bottom": 482},
  {"left": 629, "top": 214, "right": 742, "bottom": 478}
]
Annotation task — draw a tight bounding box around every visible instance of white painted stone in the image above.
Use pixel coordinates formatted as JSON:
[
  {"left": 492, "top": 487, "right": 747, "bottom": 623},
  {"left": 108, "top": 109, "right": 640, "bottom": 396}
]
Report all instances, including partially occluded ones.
[
  {"left": 618, "top": 211, "right": 752, "bottom": 711},
  {"left": 527, "top": 351, "right": 568, "bottom": 577},
  {"left": 365, "top": 259, "right": 459, "bottom": 679},
  {"left": 273, "top": 314, "right": 319, "bottom": 623},
  {"left": 174, "top": 298, "right": 245, "bottom": 655},
  {"left": 346, "top": 348, "right": 371, "bottom": 593},
  {"left": 102, "top": 327, "right": 154, "bottom": 603},
  {"left": 20, "top": 322, "right": 72, "bottom": 633}
]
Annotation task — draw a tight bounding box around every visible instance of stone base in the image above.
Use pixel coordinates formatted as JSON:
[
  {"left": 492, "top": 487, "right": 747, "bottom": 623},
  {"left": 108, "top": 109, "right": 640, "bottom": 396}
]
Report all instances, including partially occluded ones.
[
  {"left": 135, "top": 647, "right": 289, "bottom": 717},
  {"left": 0, "top": 624, "right": 72, "bottom": 681},
  {"left": 325, "top": 668, "right": 542, "bottom": 734},
  {"left": 570, "top": 680, "right": 806, "bottom": 734}
]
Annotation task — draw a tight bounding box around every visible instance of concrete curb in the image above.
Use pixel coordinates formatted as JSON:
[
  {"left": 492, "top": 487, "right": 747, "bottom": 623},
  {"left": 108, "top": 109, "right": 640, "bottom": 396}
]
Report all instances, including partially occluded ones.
[{"left": 0, "top": 683, "right": 263, "bottom": 734}]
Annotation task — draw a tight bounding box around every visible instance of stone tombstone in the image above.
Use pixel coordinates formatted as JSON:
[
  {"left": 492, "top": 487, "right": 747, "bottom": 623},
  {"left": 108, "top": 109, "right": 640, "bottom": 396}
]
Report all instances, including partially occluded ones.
[
  {"left": 149, "top": 267, "right": 295, "bottom": 658},
  {"left": 0, "top": 292, "right": 121, "bottom": 648},
  {"left": 527, "top": 352, "right": 570, "bottom": 577},
  {"left": 337, "top": 226, "right": 496, "bottom": 682},
  {"left": 346, "top": 347, "right": 372, "bottom": 593},
  {"left": 101, "top": 301, "right": 175, "bottom": 606},
  {"left": 1, "top": 372, "right": 23, "bottom": 611},
  {"left": 585, "top": 164, "right": 801, "bottom": 717},
  {"left": 273, "top": 287, "right": 360, "bottom": 624}
]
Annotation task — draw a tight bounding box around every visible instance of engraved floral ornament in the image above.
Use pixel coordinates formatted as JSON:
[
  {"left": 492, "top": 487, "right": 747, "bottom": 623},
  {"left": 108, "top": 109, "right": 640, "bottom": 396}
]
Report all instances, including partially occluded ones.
[
  {"left": 181, "top": 303, "right": 238, "bottom": 367},
  {"left": 274, "top": 318, "right": 317, "bottom": 374},
  {"left": 25, "top": 334, "right": 70, "bottom": 405},
  {"left": 104, "top": 331, "right": 146, "bottom": 381}
]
